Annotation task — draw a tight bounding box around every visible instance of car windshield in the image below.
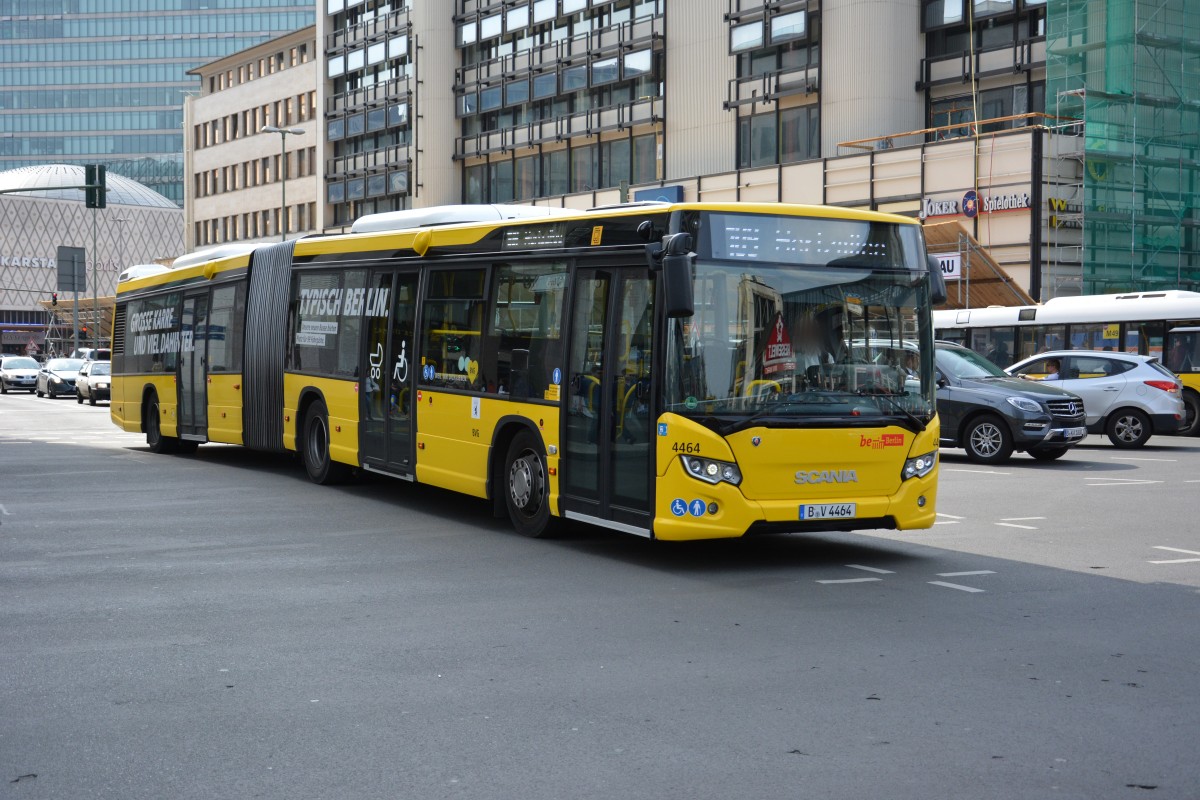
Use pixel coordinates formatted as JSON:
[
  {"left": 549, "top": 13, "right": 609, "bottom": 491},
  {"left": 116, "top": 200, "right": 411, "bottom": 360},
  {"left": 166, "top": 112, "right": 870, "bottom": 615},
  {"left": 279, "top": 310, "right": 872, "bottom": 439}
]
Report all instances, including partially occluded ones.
[
  {"left": 3, "top": 357, "right": 38, "bottom": 369},
  {"left": 664, "top": 259, "right": 936, "bottom": 431},
  {"left": 47, "top": 358, "right": 84, "bottom": 371},
  {"left": 90, "top": 362, "right": 111, "bottom": 376},
  {"left": 937, "top": 346, "right": 1007, "bottom": 379}
]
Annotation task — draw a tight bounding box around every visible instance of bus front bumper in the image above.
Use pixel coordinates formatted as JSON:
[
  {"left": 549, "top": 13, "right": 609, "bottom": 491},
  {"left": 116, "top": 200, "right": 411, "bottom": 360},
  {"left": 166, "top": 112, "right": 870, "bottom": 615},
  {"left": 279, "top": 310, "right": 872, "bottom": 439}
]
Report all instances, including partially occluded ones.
[{"left": 652, "top": 470, "right": 938, "bottom": 541}]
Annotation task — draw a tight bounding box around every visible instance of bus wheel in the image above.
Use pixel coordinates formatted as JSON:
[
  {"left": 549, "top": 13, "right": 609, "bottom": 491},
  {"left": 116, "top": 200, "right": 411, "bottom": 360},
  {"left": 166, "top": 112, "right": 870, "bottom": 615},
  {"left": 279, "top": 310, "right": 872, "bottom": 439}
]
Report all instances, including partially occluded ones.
[
  {"left": 302, "top": 399, "right": 348, "bottom": 485},
  {"left": 504, "top": 430, "right": 555, "bottom": 538},
  {"left": 145, "top": 391, "right": 177, "bottom": 454},
  {"left": 1181, "top": 390, "right": 1200, "bottom": 437},
  {"left": 963, "top": 415, "right": 1013, "bottom": 464},
  {"left": 1107, "top": 408, "right": 1151, "bottom": 448}
]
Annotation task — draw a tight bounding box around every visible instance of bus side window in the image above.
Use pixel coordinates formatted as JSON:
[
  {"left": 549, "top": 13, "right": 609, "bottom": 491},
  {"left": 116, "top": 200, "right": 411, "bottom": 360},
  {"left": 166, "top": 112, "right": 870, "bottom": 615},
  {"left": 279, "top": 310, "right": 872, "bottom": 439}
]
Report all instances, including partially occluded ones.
[{"left": 421, "top": 269, "right": 486, "bottom": 391}]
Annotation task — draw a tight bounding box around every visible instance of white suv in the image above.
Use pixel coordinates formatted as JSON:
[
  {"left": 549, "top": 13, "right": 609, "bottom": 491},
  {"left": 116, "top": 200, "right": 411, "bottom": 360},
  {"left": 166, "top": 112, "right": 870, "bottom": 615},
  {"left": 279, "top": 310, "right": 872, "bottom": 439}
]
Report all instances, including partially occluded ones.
[{"left": 1006, "top": 351, "right": 1185, "bottom": 448}]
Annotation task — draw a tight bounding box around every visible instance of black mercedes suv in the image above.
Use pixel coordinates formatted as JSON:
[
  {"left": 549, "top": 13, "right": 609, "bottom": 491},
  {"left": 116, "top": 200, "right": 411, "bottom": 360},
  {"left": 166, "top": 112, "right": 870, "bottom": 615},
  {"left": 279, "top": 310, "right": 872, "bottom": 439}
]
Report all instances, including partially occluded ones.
[{"left": 935, "top": 341, "right": 1087, "bottom": 464}]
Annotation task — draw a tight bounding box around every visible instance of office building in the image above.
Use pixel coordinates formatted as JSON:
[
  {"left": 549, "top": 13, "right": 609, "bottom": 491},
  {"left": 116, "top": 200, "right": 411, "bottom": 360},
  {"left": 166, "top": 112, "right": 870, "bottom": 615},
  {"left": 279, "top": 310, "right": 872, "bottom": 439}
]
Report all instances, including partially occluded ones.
[
  {"left": 0, "top": 0, "right": 315, "bottom": 206},
  {"left": 186, "top": 0, "right": 1196, "bottom": 299},
  {"left": 184, "top": 27, "right": 320, "bottom": 251}
]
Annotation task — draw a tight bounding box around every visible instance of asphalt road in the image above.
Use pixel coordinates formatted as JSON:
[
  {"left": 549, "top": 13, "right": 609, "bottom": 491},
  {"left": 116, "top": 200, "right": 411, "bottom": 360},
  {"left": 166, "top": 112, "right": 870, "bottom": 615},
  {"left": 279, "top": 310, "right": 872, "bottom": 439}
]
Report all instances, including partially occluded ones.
[{"left": 2, "top": 390, "right": 1199, "bottom": 800}]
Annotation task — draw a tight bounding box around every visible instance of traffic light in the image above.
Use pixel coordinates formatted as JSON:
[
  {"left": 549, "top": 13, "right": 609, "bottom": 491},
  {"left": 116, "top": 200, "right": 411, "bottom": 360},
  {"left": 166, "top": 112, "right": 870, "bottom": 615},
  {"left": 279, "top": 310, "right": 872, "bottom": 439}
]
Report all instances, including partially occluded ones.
[
  {"left": 51, "top": 292, "right": 58, "bottom": 306},
  {"left": 85, "top": 164, "right": 106, "bottom": 209}
]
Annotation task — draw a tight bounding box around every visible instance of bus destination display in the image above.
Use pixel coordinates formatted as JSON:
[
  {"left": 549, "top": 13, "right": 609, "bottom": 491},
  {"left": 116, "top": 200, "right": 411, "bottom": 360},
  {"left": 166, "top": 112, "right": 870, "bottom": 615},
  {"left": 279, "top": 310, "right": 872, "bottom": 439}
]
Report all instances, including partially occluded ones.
[{"left": 707, "top": 212, "right": 898, "bottom": 267}]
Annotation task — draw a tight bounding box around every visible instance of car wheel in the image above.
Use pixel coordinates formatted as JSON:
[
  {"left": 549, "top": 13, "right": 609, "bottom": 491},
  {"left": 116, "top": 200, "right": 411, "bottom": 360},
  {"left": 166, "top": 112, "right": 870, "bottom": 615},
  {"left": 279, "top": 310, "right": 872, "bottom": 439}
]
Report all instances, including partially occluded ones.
[
  {"left": 302, "top": 399, "right": 349, "bottom": 485},
  {"left": 1, "top": 382, "right": 7, "bottom": 394},
  {"left": 36, "top": 387, "right": 44, "bottom": 397},
  {"left": 48, "top": 384, "right": 57, "bottom": 398},
  {"left": 1028, "top": 447, "right": 1069, "bottom": 461},
  {"left": 963, "top": 414, "right": 1014, "bottom": 464},
  {"left": 1181, "top": 390, "right": 1200, "bottom": 437},
  {"left": 503, "top": 429, "right": 557, "bottom": 538},
  {"left": 88, "top": 394, "right": 97, "bottom": 407},
  {"left": 1107, "top": 408, "right": 1151, "bottom": 448},
  {"left": 77, "top": 391, "right": 84, "bottom": 404},
  {"left": 145, "top": 391, "right": 177, "bottom": 454}
]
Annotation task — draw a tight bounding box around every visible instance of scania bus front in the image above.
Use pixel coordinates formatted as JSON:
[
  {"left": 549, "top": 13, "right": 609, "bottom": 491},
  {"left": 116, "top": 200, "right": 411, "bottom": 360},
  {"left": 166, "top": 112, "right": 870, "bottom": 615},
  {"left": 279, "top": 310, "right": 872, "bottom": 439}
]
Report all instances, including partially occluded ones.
[{"left": 652, "top": 207, "right": 942, "bottom": 540}]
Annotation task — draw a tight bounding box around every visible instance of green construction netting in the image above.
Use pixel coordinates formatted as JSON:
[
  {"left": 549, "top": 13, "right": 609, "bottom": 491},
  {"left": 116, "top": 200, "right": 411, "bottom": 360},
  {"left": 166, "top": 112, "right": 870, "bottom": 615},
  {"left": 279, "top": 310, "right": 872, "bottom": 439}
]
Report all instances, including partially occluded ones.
[{"left": 1047, "top": 0, "right": 1200, "bottom": 293}]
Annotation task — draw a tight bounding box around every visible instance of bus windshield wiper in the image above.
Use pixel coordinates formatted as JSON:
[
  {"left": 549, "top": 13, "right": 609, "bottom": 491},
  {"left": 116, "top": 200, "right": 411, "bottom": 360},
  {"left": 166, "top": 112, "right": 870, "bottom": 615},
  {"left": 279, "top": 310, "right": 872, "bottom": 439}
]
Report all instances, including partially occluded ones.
[
  {"left": 859, "top": 389, "right": 926, "bottom": 432},
  {"left": 720, "top": 401, "right": 805, "bottom": 435}
]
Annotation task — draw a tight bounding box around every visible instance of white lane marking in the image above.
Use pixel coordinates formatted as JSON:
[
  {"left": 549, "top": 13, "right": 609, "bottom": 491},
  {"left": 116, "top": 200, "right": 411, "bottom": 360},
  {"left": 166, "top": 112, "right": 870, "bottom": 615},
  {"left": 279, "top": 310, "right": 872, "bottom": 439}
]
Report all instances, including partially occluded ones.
[
  {"left": 816, "top": 578, "right": 882, "bottom": 585},
  {"left": 1109, "top": 456, "right": 1177, "bottom": 462},
  {"left": 934, "top": 520, "right": 961, "bottom": 525},
  {"left": 1001, "top": 517, "right": 1046, "bottom": 521},
  {"left": 1147, "top": 547, "right": 1200, "bottom": 565},
  {"left": 1086, "top": 480, "right": 1163, "bottom": 487},
  {"left": 929, "top": 581, "right": 986, "bottom": 593},
  {"left": 937, "top": 513, "right": 965, "bottom": 520},
  {"left": 995, "top": 522, "right": 1038, "bottom": 530},
  {"left": 1185, "top": 479, "right": 1200, "bottom": 484},
  {"left": 937, "top": 570, "right": 996, "bottom": 577},
  {"left": 945, "top": 468, "right": 1012, "bottom": 476},
  {"left": 846, "top": 564, "right": 894, "bottom": 574}
]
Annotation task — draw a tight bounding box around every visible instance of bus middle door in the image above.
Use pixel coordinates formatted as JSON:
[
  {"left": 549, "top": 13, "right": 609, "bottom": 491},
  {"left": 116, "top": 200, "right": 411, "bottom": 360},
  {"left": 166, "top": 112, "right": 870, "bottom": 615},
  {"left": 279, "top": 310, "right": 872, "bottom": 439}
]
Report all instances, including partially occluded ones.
[
  {"left": 177, "top": 291, "right": 209, "bottom": 440},
  {"left": 360, "top": 270, "right": 418, "bottom": 478}
]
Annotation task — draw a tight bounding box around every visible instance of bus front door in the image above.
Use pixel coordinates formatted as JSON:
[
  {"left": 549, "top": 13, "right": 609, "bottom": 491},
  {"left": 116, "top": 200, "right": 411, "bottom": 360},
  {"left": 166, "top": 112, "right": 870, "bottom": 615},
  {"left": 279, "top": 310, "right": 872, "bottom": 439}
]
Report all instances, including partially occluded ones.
[
  {"left": 560, "top": 268, "right": 656, "bottom": 537},
  {"left": 360, "top": 270, "right": 418, "bottom": 478},
  {"left": 177, "top": 291, "right": 208, "bottom": 439}
]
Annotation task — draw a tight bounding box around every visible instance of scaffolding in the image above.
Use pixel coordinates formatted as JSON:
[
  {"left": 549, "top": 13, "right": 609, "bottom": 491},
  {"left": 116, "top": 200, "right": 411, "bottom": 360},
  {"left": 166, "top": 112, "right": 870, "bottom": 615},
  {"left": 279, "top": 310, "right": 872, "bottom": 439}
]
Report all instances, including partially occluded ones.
[{"left": 1046, "top": 0, "right": 1200, "bottom": 294}]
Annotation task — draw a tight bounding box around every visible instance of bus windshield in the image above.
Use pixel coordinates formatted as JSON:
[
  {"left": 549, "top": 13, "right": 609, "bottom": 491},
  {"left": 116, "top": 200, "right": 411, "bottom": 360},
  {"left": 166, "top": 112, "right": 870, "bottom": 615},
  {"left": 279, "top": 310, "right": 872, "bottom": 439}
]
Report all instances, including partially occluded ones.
[{"left": 664, "top": 260, "right": 936, "bottom": 431}]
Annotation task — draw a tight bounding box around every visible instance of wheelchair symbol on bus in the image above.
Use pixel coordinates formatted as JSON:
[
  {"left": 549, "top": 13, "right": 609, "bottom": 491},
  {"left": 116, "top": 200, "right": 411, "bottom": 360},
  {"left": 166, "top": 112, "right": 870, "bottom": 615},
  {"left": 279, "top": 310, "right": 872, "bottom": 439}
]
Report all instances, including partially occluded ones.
[
  {"left": 393, "top": 340, "right": 408, "bottom": 383},
  {"left": 670, "top": 498, "right": 687, "bottom": 517}
]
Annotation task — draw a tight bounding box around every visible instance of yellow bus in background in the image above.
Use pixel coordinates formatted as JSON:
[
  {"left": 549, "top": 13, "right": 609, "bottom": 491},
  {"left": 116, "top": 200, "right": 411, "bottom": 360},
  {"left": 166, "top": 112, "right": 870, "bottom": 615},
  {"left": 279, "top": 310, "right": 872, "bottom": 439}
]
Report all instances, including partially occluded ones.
[
  {"left": 934, "top": 291, "right": 1200, "bottom": 437},
  {"left": 111, "top": 202, "right": 945, "bottom": 540}
]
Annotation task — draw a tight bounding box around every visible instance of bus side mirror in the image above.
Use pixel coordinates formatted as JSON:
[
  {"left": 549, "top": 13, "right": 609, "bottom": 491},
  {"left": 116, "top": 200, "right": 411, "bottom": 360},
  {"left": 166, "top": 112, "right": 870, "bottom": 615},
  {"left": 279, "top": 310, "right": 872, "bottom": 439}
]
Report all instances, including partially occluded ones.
[
  {"left": 648, "top": 232, "right": 694, "bottom": 319},
  {"left": 927, "top": 254, "right": 948, "bottom": 306}
]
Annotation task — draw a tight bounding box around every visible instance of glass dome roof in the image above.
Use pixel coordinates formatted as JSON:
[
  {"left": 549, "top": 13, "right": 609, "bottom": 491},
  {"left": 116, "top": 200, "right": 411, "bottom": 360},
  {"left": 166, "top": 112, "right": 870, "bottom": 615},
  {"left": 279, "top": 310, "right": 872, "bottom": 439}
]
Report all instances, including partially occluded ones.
[{"left": 0, "top": 164, "right": 178, "bottom": 209}]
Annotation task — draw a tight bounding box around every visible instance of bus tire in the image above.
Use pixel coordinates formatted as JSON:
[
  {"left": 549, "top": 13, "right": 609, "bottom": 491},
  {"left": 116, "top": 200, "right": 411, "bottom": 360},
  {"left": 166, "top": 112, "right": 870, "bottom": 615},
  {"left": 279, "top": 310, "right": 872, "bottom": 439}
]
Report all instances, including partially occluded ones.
[
  {"left": 302, "top": 399, "right": 348, "bottom": 485},
  {"left": 1181, "top": 389, "right": 1200, "bottom": 437},
  {"left": 145, "top": 391, "right": 177, "bottom": 454},
  {"left": 963, "top": 414, "right": 1013, "bottom": 464},
  {"left": 1107, "top": 408, "right": 1151, "bottom": 448},
  {"left": 503, "top": 429, "right": 556, "bottom": 538}
]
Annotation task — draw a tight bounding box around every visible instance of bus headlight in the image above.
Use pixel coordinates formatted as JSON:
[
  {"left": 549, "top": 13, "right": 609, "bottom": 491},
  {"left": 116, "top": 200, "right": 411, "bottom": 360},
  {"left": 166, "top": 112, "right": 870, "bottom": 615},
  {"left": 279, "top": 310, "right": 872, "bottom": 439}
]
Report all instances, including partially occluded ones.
[
  {"left": 680, "top": 455, "right": 742, "bottom": 486},
  {"left": 902, "top": 450, "right": 938, "bottom": 481}
]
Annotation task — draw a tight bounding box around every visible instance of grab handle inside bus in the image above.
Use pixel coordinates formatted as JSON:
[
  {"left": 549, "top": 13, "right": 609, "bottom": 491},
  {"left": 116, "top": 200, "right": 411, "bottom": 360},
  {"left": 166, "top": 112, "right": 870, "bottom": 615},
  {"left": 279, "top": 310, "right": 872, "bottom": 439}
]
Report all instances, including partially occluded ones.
[{"left": 927, "top": 254, "right": 949, "bottom": 306}]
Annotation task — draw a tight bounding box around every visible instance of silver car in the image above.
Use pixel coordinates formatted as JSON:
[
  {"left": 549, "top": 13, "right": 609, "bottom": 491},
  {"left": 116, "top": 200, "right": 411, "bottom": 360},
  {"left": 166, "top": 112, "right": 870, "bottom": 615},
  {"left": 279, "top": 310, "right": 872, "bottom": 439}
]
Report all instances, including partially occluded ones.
[
  {"left": 1006, "top": 350, "right": 1186, "bottom": 448},
  {"left": 35, "top": 357, "right": 84, "bottom": 399},
  {"left": 1, "top": 355, "right": 41, "bottom": 393}
]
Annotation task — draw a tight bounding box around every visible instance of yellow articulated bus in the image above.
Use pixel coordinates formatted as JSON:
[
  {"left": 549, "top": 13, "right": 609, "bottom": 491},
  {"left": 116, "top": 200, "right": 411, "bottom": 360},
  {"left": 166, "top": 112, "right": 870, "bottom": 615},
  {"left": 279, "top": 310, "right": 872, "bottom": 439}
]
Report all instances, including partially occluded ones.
[{"left": 111, "top": 202, "right": 945, "bottom": 540}]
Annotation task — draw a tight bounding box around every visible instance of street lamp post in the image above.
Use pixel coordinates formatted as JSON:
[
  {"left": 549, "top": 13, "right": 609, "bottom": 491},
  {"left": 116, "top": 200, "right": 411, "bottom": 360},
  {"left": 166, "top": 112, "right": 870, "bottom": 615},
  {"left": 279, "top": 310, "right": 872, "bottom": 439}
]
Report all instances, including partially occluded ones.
[{"left": 261, "top": 125, "right": 305, "bottom": 242}]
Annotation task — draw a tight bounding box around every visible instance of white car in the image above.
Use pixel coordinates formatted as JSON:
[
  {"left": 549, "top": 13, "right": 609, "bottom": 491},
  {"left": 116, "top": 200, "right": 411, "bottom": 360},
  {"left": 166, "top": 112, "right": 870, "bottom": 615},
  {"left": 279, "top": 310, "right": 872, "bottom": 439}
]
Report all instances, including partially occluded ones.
[
  {"left": 1006, "top": 350, "right": 1186, "bottom": 448},
  {"left": 1, "top": 355, "right": 41, "bottom": 393}
]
